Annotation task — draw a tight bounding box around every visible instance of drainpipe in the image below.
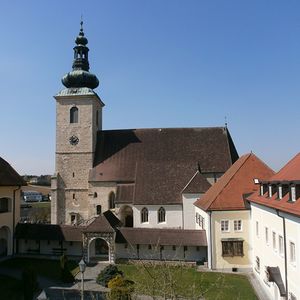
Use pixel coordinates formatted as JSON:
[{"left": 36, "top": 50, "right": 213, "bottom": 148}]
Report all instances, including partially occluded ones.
[
  {"left": 12, "top": 186, "right": 21, "bottom": 256},
  {"left": 208, "top": 211, "right": 213, "bottom": 269},
  {"left": 276, "top": 210, "right": 288, "bottom": 299}
]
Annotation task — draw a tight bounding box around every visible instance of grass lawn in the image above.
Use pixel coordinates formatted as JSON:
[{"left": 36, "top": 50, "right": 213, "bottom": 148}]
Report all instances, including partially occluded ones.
[
  {"left": 0, "top": 258, "right": 79, "bottom": 281},
  {"left": 118, "top": 263, "right": 258, "bottom": 300},
  {"left": 0, "top": 275, "right": 24, "bottom": 300}
]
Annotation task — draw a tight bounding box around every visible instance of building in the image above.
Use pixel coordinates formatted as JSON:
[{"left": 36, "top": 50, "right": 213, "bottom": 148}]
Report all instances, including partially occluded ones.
[
  {"left": 247, "top": 153, "right": 300, "bottom": 300},
  {"left": 45, "top": 22, "right": 239, "bottom": 262},
  {"left": 194, "top": 153, "right": 274, "bottom": 270},
  {"left": 0, "top": 156, "right": 25, "bottom": 256}
]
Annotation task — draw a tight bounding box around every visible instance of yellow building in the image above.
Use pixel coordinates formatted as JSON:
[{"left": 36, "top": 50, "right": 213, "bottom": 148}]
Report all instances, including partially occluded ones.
[
  {"left": 0, "top": 157, "right": 25, "bottom": 256},
  {"left": 194, "top": 153, "right": 274, "bottom": 271}
]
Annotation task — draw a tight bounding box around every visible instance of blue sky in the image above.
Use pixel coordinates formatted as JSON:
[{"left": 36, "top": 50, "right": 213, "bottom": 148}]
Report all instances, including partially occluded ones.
[{"left": 1, "top": 1, "right": 300, "bottom": 174}]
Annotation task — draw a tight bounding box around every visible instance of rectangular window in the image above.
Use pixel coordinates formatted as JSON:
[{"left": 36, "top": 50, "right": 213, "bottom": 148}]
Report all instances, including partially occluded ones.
[
  {"left": 265, "top": 227, "right": 269, "bottom": 244},
  {"left": 279, "top": 235, "right": 283, "bottom": 256},
  {"left": 256, "top": 221, "right": 259, "bottom": 237},
  {"left": 290, "top": 242, "right": 296, "bottom": 263},
  {"left": 172, "top": 245, "right": 176, "bottom": 251},
  {"left": 234, "top": 220, "right": 242, "bottom": 231},
  {"left": 221, "top": 241, "right": 244, "bottom": 257},
  {"left": 221, "top": 220, "right": 229, "bottom": 232},
  {"left": 148, "top": 245, "right": 151, "bottom": 250},
  {"left": 272, "top": 232, "right": 276, "bottom": 250},
  {"left": 184, "top": 246, "right": 187, "bottom": 251}
]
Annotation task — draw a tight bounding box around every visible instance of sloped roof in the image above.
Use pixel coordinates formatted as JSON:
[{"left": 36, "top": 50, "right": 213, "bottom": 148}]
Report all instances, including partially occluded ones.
[
  {"left": 90, "top": 127, "right": 238, "bottom": 205},
  {"left": 0, "top": 157, "right": 26, "bottom": 186},
  {"left": 15, "top": 223, "right": 82, "bottom": 241},
  {"left": 182, "top": 171, "right": 211, "bottom": 194},
  {"left": 119, "top": 227, "right": 207, "bottom": 246},
  {"left": 247, "top": 152, "right": 300, "bottom": 217},
  {"left": 83, "top": 214, "right": 115, "bottom": 233},
  {"left": 268, "top": 152, "right": 300, "bottom": 181},
  {"left": 194, "top": 153, "right": 274, "bottom": 211}
]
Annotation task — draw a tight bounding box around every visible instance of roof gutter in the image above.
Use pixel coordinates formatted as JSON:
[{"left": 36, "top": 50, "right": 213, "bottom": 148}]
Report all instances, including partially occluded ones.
[{"left": 276, "top": 210, "right": 288, "bottom": 300}]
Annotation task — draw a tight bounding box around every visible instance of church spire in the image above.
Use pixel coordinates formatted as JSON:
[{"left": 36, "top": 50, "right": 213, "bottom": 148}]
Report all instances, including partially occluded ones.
[{"left": 62, "top": 21, "right": 99, "bottom": 89}]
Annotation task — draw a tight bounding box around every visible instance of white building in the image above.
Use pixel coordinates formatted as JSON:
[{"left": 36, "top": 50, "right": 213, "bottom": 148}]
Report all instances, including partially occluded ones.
[{"left": 248, "top": 153, "right": 300, "bottom": 300}]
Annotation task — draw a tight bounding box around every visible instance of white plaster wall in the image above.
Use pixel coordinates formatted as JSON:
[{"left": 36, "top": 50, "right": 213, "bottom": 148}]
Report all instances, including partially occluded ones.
[
  {"left": 133, "top": 205, "right": 183, "bottom": 228},
  {"left": 182, "top": 193, "right": 202, "bottom": 229},
  {"left": 195, "top": 206, "right": 210, "bottom": 266},
  {"left": 250, "top": 203, "right": 300, "bottom": 300}
]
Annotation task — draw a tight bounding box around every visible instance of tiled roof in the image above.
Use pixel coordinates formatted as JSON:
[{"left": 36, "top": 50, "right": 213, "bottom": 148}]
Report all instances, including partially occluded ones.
[
  {"left": 0, "top": 157, "right": 26, "bottom": 186},
  {"left": 268, "top": 152, "right": 300, "bottom": 182},
  {"left": 119, "top": 227, "right": 207, "bottom": 246},
  {"left": 247, "top": 153, "right": 300, "bottom": 217},
  {"left": 83, "top": 214, "right": 115, "bottom": 233},
  {"left": 90, "top": 127, "right": 238, "bottom": 205},
  {"left": 15, "top": 223, "right": 82, "bottom": 241},
  {"left": 182, "top": 171, "right": 211, "bottom": 194},
  {"left": 194, "top": 153, "right": 274, "bottom": 211}
]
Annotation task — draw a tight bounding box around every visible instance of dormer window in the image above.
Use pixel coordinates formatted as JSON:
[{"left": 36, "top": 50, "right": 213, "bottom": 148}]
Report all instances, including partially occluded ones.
[
  {"left": 268, "top": 184, "right": 276, "bottom": 198},
  {"left": 290, "top": 185, "right": 296, "bottom": 202},
  {"left": 282, "top": 184, "right": 289, "bottom": 197},
  {"left": 278, "top": 185, "right": 282, "bottom": 199},
  {"left": 260, "top": 184, "right": 268, "bottom": 196}
]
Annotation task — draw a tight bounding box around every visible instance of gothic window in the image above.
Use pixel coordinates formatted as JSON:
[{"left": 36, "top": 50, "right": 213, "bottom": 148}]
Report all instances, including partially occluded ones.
[
  {"left": 109, "top": 192, "right": 115, "bottom": 209},
  {"left": 70, "top": 107, "right": 78, "bottom": 123},
  {"left": 96, "top": 205, "right": 102, "bottom": 215},
  {"left": 158, "top": 207, "right": 166, "bottom": 223},
  {"left": 141, "top": 207, "right": 148, "bottom": 223}
]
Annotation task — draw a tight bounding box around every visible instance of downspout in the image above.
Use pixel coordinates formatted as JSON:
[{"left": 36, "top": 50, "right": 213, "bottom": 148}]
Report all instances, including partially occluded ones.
[
  {"left": 12, "top": 186, "right": 21, "bottom": 256},
  {"left": 276, "top": 210, "right": 288, "bottom": 299},
  {"left": 209, "top": 211, "right": 213, "bottom": 269}
]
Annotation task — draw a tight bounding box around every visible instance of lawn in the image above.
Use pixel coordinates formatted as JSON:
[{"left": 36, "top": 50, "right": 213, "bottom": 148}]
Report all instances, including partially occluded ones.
[
  {"left": 0, "top": 275, "right": 24, "bottom": 300},
  {"left": 118, "top": 263, "right": 258, "bottom": 300},
  {"left": 0, "top": 258, "right": 79, "bottom": 281}
]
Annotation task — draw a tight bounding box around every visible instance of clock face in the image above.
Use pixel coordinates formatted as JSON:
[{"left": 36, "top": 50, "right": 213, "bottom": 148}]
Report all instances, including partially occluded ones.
[{"left": 69, "top": 135, "right": 79, "bottom": 145}]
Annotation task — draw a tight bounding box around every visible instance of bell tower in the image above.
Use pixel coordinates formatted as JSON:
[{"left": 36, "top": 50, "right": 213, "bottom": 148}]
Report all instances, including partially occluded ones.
[{"left": 51, "top": 22, "right": 104, "bottom": 224}]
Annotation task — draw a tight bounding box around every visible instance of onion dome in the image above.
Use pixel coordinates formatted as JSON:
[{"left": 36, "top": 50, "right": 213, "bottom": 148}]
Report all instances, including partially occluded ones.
[{"left": 62, "top": 21, "right": 99, "bottom": 89}]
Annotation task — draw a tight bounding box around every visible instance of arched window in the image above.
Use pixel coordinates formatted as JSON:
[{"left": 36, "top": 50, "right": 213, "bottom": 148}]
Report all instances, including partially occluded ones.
[
  {"left": 158, "top": 207, "right": 165, "bottom": 223},
  {"left": 70, "top": 107, "right": 78, "bottom": 123},
  {"left": 141, "top": 207, "right": 148, "bottom": 223},
  {"left": 109, "top": 192, "right": 115, "bottom": 209},
  {"left": 96, "top": 205, "right": 102, "bottom": 215}
]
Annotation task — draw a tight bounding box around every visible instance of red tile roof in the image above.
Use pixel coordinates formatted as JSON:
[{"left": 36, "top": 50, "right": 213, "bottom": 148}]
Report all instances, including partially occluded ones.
[
  {"left": 90, "top": 127, "right": 238, "bottom": 205},
  {"left": 247, "top": 152, "right": 300, "bottom": 217},
  {"left": 0, "top": 157, "right": 26, "bottom": 186},
  {"left": 194, "top": 153, "right": 274, "bottom": 211},
  {"left": 268, "top": 152, "right": 300, "bottom": 181}
]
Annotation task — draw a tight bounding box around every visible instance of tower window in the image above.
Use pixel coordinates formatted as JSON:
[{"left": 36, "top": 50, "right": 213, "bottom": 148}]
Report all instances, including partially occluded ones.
[
  {"left": 96, "top": 205, "right": 102, "bottom": 215},
  {"left": 158, "top": 207, "right": 166, "bottom": 223},
  {"left": 141, "top": 207, "right": 148, "bottom": 223},
  {"left": 109, "top": 192, "right": 115, "bottom": 209},
  {"left": 70, "top": 107, "right": 78, "bottom": 123}
]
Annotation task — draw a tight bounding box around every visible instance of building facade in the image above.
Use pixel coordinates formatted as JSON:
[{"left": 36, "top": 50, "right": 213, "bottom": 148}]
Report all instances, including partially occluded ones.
[{"left": 0, "top": 157, "right": 25, "bottom": 256}]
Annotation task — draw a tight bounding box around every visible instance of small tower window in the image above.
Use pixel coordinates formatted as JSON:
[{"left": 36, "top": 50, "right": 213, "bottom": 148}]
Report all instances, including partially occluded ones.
[
  {"left": 70, "top": 107, "right": 78, "bottom": 123},
  {"left": 96, "top": 205, "right": 102, "bottom": 215},
  {"left": 109, "top": 192, "right": 115, "bottom": 209},
  {"left": 141, "top": 207, "right": 148, "bottom": 223},
  {"left": 158, "top": 207, "right": 166, "bottom": 223}
]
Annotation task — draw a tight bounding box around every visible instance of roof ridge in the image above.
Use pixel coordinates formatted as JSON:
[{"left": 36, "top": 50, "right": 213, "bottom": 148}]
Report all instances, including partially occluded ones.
[{"left": 203, "top": 153, "right": 252, "bottom": 210}]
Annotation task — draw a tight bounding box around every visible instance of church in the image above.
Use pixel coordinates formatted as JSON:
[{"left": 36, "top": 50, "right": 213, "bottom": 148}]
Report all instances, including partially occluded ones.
[{"left": 16, "top": 22, "right": 239, "bottom": 263}]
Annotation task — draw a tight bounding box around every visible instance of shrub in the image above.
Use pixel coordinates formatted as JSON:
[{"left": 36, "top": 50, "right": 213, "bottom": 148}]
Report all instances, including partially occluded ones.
[
  {"left": 108, "top": 275, "right": 135, "bottom": 300},
  {"left": 22, "top": 267, "right": 38, "bottom": 300},
  {"left": 96, "top": 264, "right": 123, "bottom": 287}
]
